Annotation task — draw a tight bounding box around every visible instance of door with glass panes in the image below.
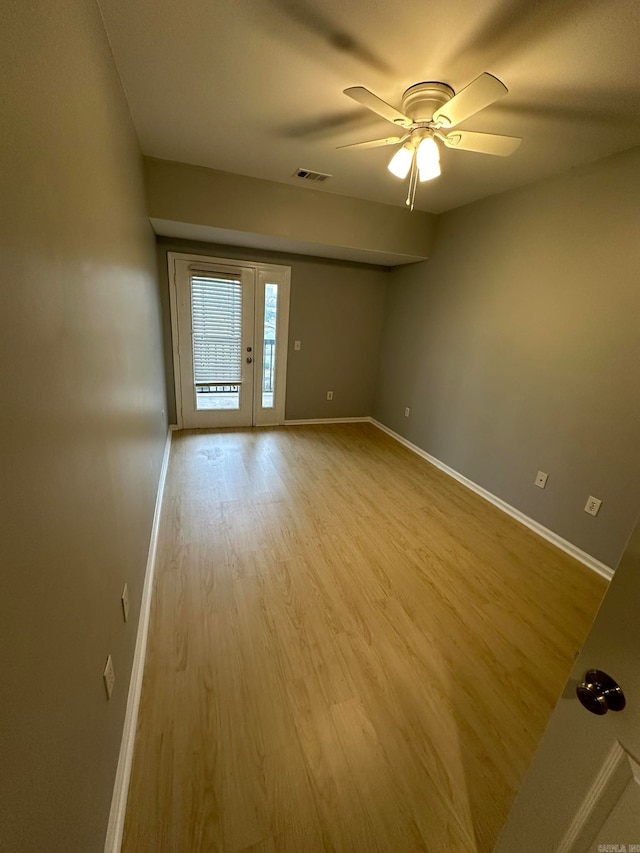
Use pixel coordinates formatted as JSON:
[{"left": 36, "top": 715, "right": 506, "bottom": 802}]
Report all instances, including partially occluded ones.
[{"left": 171, "top": 255, "right": 290, "bottom": 428}]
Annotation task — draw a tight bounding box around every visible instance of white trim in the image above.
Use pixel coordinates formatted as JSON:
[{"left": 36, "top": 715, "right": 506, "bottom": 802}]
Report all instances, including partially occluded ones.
[
  {"left": 369, "top": 419, "right": 614, "bottom": 581},
  {"left": 104, "top": 426, "right": 174, "bottom": 853},
  {"left": 284, "top": 417, "right": 371, "bottom": 425}
]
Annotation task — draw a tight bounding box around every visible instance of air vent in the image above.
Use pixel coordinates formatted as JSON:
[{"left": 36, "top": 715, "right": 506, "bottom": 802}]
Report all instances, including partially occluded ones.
[{"left": 293, "top": 168, "right": 332, "bottom": 183}]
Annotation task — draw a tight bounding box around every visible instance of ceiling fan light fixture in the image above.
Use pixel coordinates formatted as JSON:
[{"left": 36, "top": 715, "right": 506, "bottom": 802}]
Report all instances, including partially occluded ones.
[
  {"left": 342, "top": 72, "right": 520, "bottom": 207},
  {"left": 387, "top": 143, "right": 414, "bottom": 179},
  {"left": 416, "top": 136, "right": 441, "bottom": 182}
]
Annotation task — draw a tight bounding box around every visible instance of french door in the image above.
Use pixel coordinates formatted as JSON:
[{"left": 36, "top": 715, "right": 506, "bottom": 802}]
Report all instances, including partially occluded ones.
[{"left": 169, "top": 253, "right": 290, "bottom": 428}]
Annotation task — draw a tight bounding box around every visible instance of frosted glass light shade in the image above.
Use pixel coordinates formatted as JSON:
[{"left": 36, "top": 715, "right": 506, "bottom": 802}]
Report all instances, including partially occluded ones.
[
  {"left": 387, "top": 144, "right": 414, "bottom": 179},
  {"left": 418, "top": 160, "right": 441, "bottom": 181},
  {"left": 417, "top": 137, "right": 441, "bottom": 182}
]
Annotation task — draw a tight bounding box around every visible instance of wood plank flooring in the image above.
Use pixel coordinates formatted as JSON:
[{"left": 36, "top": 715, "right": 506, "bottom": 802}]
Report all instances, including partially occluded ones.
[{"left": 122, "top": 423, "right": 606, "bottom": 853}]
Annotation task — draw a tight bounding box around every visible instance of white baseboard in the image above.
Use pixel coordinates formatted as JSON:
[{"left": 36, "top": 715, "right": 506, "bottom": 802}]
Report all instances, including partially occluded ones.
[
  {"left": 104, "top": 426, "right": 174, "bottom": 852},
  {"left": 369, "top": 419, "right": 614, "bottom": 581},
  {"left": 284, "top": 417, "right": 370, "bottom": 425}
]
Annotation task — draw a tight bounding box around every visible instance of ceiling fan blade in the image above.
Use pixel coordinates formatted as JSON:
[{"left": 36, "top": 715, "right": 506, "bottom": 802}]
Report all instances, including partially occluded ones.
[
  {"left": 438, "top": 129, "right": 521, "bottom": 156},
  {"left": 432, "top": 73, "right": 508, "bottom": 128},
  {"left": 344, "top": 86, "right": 413, "bottom": 128},
  {"left": 337, "top": 134, "right": 408, "bottom": 151}
]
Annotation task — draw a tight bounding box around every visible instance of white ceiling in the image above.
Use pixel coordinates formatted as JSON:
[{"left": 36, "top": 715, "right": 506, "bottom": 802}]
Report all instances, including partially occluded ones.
[{"left": 99, "top": 0, "right": 640, "bottom": 214}]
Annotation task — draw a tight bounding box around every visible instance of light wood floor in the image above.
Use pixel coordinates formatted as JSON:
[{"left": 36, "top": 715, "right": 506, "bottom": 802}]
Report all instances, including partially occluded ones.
[{"left": 123, "top": 423, "right": 605, "bottom": 853}]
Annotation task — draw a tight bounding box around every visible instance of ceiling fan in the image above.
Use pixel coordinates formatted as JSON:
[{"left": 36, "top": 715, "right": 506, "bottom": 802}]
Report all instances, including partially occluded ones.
[{"left": 338, "top": 73, "right": 521, "bottom": 209}]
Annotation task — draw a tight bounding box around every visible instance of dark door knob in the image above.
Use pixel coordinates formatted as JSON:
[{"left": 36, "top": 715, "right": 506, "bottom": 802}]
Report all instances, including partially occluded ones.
[
  {"left": 576, "top": 670, "right": 625, "bottom": 716},
  {"left": 246, "top": 356, "right": 253, "bottom": 363}
]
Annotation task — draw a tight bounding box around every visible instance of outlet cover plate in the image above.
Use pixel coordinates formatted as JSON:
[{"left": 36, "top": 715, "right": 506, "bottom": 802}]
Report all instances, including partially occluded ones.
[
  {"left": 535, "top": 471, "right": 548, "bottom": 489},
  {"left": 121, "top": 583, "right": 130, "bottom": 623},
  {"left": 326, "top": 391, "right": 333, "bottom": 401},
  {"left": 584, "top": 496, "right": 602, "bottom": 517},
  {"left": 103, "top": 655, "right": 115, "bottom": 699}
]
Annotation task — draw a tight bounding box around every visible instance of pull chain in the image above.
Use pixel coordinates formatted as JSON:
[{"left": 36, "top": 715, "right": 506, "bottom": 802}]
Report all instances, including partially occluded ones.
[{"left": 405, "top": 153, "right": 418, "bottom": 211}]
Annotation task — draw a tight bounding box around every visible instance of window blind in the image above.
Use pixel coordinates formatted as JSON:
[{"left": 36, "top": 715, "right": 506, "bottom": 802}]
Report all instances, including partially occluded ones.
[{"left": 190, "top": 275, "right": 242, "bottom": 384}]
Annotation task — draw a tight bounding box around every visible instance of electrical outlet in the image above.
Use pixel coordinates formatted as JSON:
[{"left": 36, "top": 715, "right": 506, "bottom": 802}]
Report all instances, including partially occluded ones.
[
  {"left": 584, "top": 496, "right": 602, "bottom": 517},
  {"left": 103, "top": 655, "right": 115, "bottom": 699},
  {"left": 404, "top": 407, "right": 411, "bottom": 418},
  {"left": 121, "top": 583, "right": 130, "bottom": 623},
  {"left": 535, "top": 471, "right": 548, "bottom": 489},
  {"left": 294, "top": 340, "right": 301, "bottom": 351},
  {"left": 326, "top": 390, "right": 333, "bottom": 401}
]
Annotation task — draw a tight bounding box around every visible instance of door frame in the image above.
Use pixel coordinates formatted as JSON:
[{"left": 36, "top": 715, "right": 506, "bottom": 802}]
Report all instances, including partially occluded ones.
[{"left": 168, "top": 251, "right": 291, "bottom": 429}]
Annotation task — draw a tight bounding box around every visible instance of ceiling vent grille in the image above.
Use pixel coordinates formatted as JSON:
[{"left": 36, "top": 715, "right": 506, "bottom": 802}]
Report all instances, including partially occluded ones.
[{"left": 294, "top": 168, "right": 332, "bottom": 183}]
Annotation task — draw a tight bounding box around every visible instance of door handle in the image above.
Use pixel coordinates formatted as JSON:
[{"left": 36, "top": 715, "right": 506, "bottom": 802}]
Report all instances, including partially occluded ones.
[
  {"left": 576, "top": 670, "right": 625, "bottom": 715},
  {"left": 246, "top": 356, "right": 253, "bottom": 364}
]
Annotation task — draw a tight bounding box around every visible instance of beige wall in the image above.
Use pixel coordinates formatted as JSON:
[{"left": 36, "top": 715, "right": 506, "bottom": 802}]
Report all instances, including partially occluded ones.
[
  {"left": 156, "top": 238, "right": 389, "bottom": 423},
  {"left": 0, "top": 2, "right": 167, "bottom": 851},
  {"left": 145, "top": 157, "right": 436, "bottom": 265},
  {"left": 374, "top": 147, "right": 640, "bottom": 568}
]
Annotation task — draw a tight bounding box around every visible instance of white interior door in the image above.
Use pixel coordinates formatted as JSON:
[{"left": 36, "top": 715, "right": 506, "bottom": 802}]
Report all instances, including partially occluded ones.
[
  {"left": 170, "top": 254, "right": 290, "bottom": 429},
  {"left": 495, "top": 515, "right": 640, "bottom": 852}
]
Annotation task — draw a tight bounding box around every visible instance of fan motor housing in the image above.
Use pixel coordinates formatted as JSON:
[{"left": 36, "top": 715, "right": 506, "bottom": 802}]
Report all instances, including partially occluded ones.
[{"left": 401, "top": 82, "right": 455, "bottom": 123}]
